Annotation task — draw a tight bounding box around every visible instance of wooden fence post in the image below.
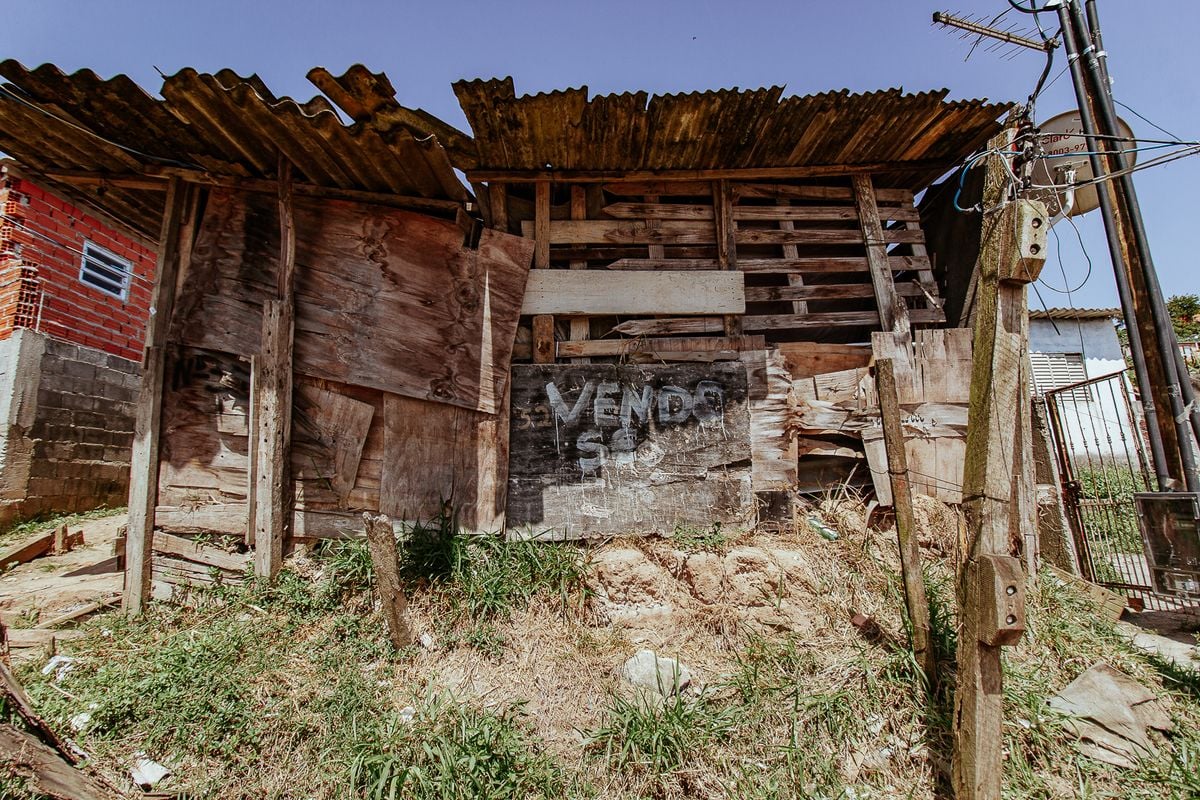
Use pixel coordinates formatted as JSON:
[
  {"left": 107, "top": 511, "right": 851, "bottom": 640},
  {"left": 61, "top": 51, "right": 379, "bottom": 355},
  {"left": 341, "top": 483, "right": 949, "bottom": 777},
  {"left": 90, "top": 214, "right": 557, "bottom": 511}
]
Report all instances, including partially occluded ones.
[
  {"left": 123, "top": 178, "right": 188, "bottom": 614},
  {"left": 363, "top": 512, "right": 413, "bottom": 648},
  {"left": 875, "top": 357, "right": 936, "bottom": 685}
]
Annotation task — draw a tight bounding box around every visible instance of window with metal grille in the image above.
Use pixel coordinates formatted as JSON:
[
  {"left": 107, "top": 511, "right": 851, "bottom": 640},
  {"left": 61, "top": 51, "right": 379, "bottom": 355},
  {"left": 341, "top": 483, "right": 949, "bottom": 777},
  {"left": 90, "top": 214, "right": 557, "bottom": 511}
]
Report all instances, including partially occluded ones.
[
  {"left": 79, "top": 240, "right": 131, "bottom": 301},
  {"left": 1030, "top": 351, "right": 1090, "bottom": 400}
]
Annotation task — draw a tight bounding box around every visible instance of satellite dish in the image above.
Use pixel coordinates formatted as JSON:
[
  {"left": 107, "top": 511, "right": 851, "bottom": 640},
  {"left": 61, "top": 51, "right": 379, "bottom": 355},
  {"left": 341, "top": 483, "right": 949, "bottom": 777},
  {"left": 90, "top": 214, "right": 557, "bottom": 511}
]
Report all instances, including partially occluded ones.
[{"left": 1030, "top": 110, "right": 1136, "bottom": 218}]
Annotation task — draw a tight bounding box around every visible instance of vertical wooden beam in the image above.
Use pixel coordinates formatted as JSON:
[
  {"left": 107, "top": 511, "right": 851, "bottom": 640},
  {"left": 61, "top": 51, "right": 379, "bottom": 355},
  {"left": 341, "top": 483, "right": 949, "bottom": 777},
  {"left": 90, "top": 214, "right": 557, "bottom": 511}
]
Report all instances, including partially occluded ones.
[
  {"left": 532, "top": 314, "right": 555, "bottom": 364},
  {"left": 253, "top": 157, "right": 297, "bottom": 579},
  {"left": 488, "top": 183, "right": 509, "bottom": 235},
  {"left": 534, "top": 180, "right": 551, "bottom": 269},
  {"left": 123, "top": 177, "right": 188, "bottom": 614},
  {"left": 853, "top": 175, "right": 910, "bottom": 336},
  {"left": 876, "top": 357, "right": 936, "bottom": 685},
  {"left": 568, "top": 185, "right": 590, "bottom": 362},
  {"left": 952, "top": 134, "right": 1040, "bottom": 800},
  {"left": 712, "top": 179, "right": 742, "bottom": 335}
]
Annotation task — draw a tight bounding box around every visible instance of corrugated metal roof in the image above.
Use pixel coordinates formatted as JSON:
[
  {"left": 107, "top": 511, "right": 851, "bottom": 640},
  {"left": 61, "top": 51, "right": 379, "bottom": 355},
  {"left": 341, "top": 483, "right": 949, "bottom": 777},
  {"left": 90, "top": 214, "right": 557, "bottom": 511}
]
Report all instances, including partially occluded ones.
[
  {"left": 453, "top": 78, "right": 1012, "bottom": 188},
  {"left": 0, "top": 62, "right": 470, "bottom": 238},
  {"left": 1030, "top": 307, "right": 1122, "bottom": 320}
]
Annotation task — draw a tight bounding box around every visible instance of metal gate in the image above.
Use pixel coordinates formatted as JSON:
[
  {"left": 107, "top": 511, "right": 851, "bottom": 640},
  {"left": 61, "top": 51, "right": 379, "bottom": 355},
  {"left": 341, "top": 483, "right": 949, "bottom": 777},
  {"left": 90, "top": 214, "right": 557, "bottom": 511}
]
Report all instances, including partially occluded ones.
[{"left": 1044, "top": 369, "right": 1198, "bottom": 614}]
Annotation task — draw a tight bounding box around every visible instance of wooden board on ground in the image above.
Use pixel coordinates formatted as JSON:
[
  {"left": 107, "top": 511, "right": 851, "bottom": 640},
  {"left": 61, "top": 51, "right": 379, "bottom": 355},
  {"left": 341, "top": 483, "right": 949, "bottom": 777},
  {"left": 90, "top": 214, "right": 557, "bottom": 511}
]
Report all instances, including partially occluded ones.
[
  {"left": 175, "top": 190, "right": 533, "bottom": 414},
  {"left": 520, "top": 270, "right": 744, "bottom": 316},
  {"left": 506, "top": 362, "right": 753, "bottom": 539}
]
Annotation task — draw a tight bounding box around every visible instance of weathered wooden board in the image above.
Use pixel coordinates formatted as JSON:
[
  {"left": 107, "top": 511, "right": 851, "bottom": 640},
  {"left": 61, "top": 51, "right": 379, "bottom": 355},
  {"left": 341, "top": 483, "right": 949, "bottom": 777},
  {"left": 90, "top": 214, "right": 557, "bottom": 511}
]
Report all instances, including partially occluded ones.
[
  {"left": 380, "top": 392, "right": 507, "bottom": 532},
  {"left": 520, "top": 270, "right": 744, "bottom": 316},
  {"left": 507, "top": 363, "right": 754, "bottom": 538},
  {"left": 743, "top": 350, "right": 797, "bottom": 491},
  {"left": 777, "top": 342, "right": 872, "bottom": 379},
  {"left": 292, "top": 381, "right": 375, "bottom": 504},
  {"left": 175, "top": 189, "right": 533, "bottom": 414}
]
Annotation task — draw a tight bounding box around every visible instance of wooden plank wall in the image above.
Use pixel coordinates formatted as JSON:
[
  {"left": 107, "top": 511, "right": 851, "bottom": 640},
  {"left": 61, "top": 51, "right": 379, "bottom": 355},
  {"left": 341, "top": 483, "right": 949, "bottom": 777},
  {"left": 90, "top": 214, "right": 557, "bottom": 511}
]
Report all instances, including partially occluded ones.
[
  {"left": 146, "top": 188, "right": 533, "bottom": 589},
  {"left": 502, "top": 177, "right": 947, "bottom": 499}
]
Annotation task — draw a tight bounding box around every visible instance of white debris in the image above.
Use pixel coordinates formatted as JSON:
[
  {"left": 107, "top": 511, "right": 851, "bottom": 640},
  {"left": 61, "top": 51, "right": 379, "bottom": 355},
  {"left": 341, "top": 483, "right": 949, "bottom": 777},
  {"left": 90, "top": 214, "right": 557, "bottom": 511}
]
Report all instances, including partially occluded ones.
[
  {"left": 620, "top": 650, "right": 692, "bottom": 696},
  {"left": 398, "top": 705, "right": 417, "bottom": 724},
  {"left": 130, "top": 753, "right": 171, "bottom": 789},
  {"left": 41, "top": 655, "right": 75, "bottom": 682},
  {"left": 69, "top": 711, "right": 92, "bottom": 731},
  {"left": 418, "top": 632, "right": 436, "bottom": 650}
]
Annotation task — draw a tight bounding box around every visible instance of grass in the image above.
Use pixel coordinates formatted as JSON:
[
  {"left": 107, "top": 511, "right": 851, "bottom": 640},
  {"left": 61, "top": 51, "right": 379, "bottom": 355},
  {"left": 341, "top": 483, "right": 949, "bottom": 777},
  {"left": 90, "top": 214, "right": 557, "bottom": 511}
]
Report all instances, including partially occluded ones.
[
  {"left": 9, "top": 504, "right": 1200, "bottom": 799},
  {"left": 669, "top": 521, "right": 731, "bottom": 553}
]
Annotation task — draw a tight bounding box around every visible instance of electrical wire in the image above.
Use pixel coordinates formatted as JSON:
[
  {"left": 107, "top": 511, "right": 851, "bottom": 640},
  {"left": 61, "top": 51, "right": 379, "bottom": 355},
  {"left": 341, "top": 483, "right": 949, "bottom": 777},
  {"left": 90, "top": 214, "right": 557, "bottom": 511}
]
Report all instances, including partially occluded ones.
[{"left": 1114, "top": 98, "right": 1183, "bottom": 142}]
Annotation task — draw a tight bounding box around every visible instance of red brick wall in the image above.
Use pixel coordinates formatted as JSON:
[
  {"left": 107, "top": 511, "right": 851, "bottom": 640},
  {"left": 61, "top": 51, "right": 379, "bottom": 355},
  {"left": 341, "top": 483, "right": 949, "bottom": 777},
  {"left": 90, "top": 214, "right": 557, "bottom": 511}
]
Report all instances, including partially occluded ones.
[{"left": 0, "top": 176, "right": 155, "bottom": 361}]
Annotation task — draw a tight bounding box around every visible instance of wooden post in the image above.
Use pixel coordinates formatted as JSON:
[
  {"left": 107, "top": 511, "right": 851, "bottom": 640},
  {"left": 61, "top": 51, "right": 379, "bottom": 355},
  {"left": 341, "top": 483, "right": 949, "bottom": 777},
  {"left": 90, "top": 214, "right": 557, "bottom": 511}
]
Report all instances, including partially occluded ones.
[
  {"left": 568, "top": 185, "right": 590, "bottom": 362},
  {"left": 875, "top": 357, "right": 936, "bottom": 685},
  {"left": 853, "top": 174, "right": 910, "bottom": 336},
  {"left": 712, "top": 179, "right": 743, "bottom": 336},
  {"left": 253, "top": 156, "right": 297, "bottom": 579},
  {"left": 951, "top": 134, "right": 1042, "bottom": 800},
  {"left": 123, "top": 177, "right": 188, "bottom": 614},
  {"left": 532, "top": 314, "right": 555, "bottom": 364},
  {"left": 363, "top": 512, "right": 413, "bottom": 648}
]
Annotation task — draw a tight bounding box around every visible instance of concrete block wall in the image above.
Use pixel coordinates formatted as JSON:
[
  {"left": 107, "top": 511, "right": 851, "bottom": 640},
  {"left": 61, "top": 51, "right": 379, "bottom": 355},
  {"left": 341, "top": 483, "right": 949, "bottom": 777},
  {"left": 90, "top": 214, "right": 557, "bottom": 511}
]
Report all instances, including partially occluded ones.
[{"left": 0, "top": 328, "right": 139, "bottom": 525}]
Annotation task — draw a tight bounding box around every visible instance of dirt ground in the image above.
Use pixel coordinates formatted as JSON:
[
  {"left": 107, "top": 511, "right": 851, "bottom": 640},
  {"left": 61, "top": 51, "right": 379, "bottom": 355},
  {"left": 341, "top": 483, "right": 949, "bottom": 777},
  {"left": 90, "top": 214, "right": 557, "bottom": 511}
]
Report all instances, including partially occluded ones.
[{"left": 0, "top": 512, "right": 123, "bottom": 628}]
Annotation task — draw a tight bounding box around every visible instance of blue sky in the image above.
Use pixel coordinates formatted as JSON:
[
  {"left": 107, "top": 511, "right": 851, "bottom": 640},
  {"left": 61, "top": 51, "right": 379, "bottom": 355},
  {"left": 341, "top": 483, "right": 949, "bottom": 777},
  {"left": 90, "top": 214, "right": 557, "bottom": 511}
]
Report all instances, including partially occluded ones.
[{"left": 5, "top": 0, "right": 1196, "bottom": 310}]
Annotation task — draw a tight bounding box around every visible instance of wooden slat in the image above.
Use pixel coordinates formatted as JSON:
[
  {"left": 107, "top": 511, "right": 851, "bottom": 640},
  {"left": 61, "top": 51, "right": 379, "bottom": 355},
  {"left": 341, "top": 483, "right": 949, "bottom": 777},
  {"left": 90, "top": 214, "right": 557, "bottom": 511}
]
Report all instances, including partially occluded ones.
[
  {"left": 776, "top": 342, "right": 872, "bottom": 379},
  {"left": 124, "top": 177, "right": 188, "bottom": 615},
  {"left": 606, "top": 258, "right": 719, "bottom": 270},
  {"left": 556, "top": 335, "right": 765, "bottom": 359},
  {"left": 521, "top": 270, "right": 745, "bottom": 316},
  {"left": 744, "top": 308, "right": 944, "bottom": 331},
  {"left": 739, "top": 255, "right": 931, "bottom": 274},
  {"left": 568, "top": 186, "right": 590, "bottom": 360},
  {"left": 468, "top": 160, "right": 950, "bottom": 184},
  {"left": 853, "top": 174, "right": 910, "bottom": 335},
  {"left": 521, "top": 219, "right": 923, "bottom": 246},
  {"left": 610, "top": 317, "right": 725, "bottom": 337},
  {"left": 534, "top": 180, "right": 550, "bottom": 268},
  {"left": 734, "top": 183, "right": 914, "bottom": 203},
  {"left": 601, "top": 180, "right": 712, "bottom": 196},
  {"left": 713, "top": 179, "right": 742, "bottom": 337},
  {"left": 602, "top": 202, "right": 919, "bottom": 222},
  {"left": 745, "top": 282, "right": 927, "bottom": 303},
  {"left": 152, "top": 531, "right": 250, "bottom": 573}
]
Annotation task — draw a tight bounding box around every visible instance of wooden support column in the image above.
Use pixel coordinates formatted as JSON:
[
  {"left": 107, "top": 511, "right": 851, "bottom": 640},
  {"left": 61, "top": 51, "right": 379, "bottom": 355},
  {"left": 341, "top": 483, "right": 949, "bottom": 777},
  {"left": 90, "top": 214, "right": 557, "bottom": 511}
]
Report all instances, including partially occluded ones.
[
  {"left": 853, "top": 175, "right": 910, "bottom": 336},
  {"left": 951, "top": 135, "right": 1041, "bottom": 800},
  {"left": 532, "top": 180, "right": 555, "bottom": 362},
  {"left": 123, "top": 177, "right": 189, "bottom": 614},
  {"left": 363, "top": 512, "right": 413, "bottom": 648},
  {"left": 712, "top": 179, "right": 742, "bottom": 335},
  {"left": 876, "top": 357, "right": 936, "bottom": 685},
  {"left": 252, "top": 157, "right": 298, "bottom": 579},
  {"left": 568, "top": 185, "right": 590, "bottom": 362}
]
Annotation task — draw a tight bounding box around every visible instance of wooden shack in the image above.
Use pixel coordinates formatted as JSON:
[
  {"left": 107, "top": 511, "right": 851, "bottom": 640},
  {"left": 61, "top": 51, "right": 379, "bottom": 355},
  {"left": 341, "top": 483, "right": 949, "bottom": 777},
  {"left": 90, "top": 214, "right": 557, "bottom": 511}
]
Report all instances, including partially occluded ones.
[{"left": 0, "top": 63, "right": 1011, "bottom": 606}]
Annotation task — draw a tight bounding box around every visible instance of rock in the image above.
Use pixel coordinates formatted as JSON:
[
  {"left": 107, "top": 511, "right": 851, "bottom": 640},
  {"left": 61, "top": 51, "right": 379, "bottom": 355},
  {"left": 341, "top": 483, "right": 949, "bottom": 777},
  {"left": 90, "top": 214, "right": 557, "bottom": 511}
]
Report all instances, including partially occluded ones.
[
  {"left": 130, "top": 752, "right": 171, "bottom": 789},
  {"left": 590, "top": 548, "right": 669, "bottom": 604},
  {"left": 1115, "top": 622, "right": 1199, "bottom": 671},
  {"left": 1048, "top": 662, "right": 1173, "bottom": 768},
  {"left": 620, "top": 649, "right": 692, "bottom": 696}
]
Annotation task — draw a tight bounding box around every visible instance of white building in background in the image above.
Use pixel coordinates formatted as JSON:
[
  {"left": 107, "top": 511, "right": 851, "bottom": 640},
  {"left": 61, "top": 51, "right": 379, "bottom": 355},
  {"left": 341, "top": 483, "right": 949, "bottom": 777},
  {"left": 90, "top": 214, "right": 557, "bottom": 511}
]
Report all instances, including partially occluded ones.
[{"left": 1028, "top": 308, "right": 1140, "bottom": 462}]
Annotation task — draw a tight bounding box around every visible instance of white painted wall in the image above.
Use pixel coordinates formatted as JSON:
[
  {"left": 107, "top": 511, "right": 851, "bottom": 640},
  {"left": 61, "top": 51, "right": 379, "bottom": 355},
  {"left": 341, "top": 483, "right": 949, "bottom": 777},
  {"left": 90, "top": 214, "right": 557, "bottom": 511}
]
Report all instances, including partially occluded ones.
[{"left": 1029, "top": 316, "right": 1138, "bottom": 462}]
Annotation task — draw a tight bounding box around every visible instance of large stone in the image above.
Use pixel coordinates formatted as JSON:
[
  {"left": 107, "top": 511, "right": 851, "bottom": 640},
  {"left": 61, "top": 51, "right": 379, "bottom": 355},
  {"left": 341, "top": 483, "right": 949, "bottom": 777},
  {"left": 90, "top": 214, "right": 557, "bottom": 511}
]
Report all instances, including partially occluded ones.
[{"left": 620, "top": 649, "right": 692, "bottom": 696}]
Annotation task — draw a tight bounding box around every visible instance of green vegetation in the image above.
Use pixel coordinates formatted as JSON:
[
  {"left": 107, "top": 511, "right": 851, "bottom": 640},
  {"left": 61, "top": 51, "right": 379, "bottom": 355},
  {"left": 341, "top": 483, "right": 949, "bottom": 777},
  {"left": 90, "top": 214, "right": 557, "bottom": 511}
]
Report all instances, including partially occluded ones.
[
  {"left": 7, "top": 509, "right": 1200, "bottom": 799},
  {"left": 669, "top": 521, "right": 731, "bottom": 553}
]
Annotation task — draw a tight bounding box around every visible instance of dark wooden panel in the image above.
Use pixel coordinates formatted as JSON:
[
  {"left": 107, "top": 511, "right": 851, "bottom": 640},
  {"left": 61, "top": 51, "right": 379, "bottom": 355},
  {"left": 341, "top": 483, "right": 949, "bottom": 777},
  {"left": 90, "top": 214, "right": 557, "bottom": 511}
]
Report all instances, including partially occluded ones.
[
  {"left": 174, "top": 189, "right": 533, "bottom": 414},
  {"left": 507, "top": 362, "right": 754, "bottom": 538}
]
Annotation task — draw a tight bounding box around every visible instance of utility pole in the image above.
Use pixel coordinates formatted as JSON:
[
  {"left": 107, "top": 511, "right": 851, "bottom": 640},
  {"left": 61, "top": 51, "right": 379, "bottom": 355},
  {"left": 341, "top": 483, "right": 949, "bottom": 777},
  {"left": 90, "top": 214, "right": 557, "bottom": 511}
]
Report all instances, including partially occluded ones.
[{"left": 1054, "top": 0, "right": 1200, "bottom": 491}]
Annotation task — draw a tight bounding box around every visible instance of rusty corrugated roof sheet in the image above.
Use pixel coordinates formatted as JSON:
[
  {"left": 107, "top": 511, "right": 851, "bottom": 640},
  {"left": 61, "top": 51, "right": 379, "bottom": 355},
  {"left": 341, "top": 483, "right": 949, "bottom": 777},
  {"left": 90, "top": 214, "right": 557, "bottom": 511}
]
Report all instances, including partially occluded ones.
[
  {"left": 453, "top": 78, "right": 1013, "bottom": 188},
  {"left": 0, "top": 62, "right": 471, "bottom": 238},
  {"left": 1030, "top": 307, "right": 1122, "bottom": 321}
]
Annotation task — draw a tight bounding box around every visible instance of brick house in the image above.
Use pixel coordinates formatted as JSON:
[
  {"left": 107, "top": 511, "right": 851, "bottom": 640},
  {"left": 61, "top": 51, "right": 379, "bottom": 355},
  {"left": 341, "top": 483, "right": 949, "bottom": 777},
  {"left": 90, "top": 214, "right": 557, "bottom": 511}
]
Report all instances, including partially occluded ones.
[{"left": 0, "top": 166, "right": 156, "bottom": 524}]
